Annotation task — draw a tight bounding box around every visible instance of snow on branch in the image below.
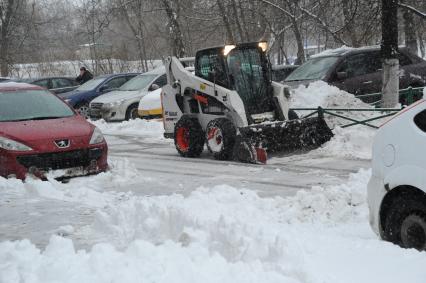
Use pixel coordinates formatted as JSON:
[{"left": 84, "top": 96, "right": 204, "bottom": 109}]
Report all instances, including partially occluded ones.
[{"left": 398, "top": 2, "right": 426, "bottom": 19}]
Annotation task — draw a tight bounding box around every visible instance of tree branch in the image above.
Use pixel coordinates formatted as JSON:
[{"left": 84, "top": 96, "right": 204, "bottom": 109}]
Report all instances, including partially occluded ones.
[{"left": 398, "top": 2, "right": 426, "bottom": 19}]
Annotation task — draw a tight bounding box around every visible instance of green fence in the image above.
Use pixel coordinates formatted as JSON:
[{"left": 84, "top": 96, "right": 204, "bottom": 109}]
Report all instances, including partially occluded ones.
[
  {"left": 289, "top": 87, "right": 423, "bottom": 129},
  {"left": 356, "top": 86, "right": 424, "bottom": 107},
  {"left": 289, "top": 106, "right": 402, "bottom": 129}
]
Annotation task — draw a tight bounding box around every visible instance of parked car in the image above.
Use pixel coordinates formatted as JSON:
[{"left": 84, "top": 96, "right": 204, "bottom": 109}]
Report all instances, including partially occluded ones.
[
  {"left": 285, "top": 46, "right": 426, "bottom": 104},
  {"left": 23, "top": 77, "right": 79, "bottom": 94},
  {"left": 0, "top": 82, "right": 108, "bottom": 180},
  {"left": 271, "top": 64, "right": 299, "bottom": 82},
  {"left": 59, "top": 73, "right": 139, "bottom": 118},
  {"left": 368, "top": 99, "right": 426, "bottom": 251},
  {"left": 89, "top": 68, "right": 167, "bottom": 121},
  {"left": 0, "top": 77, "right": 12, "bottom": 83},
  {"left": 135, "top": 66, "right": 195, "bottom": 120},
  {"left": 138, "top": 88, "right": 163, "bottom": 119}
]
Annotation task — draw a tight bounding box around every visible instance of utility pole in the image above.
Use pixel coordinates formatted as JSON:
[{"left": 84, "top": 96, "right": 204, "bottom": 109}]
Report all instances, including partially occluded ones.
[{"left": 381, "top": 0, "right": 399, "bottom": 108}]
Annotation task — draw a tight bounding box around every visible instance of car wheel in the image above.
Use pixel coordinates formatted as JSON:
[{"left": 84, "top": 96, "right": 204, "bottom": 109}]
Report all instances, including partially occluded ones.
[
  {"left": 76, "top": 103, "right": 90, "bottom": 119},
  {"left": 125, "top": 103, "right": 139, "bottom": 120},
  {"left": 174, "top": 116, "right": 204, "bottom": 157},
  {"left": 205, "top": 118, "right": 236, "bottom": 160},
  {"left": 383, "top": 195, "right": 426, "bottom": 251}
]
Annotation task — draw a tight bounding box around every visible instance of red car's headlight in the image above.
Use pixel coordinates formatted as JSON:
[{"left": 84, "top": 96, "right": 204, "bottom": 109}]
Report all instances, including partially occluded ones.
[
  {"left": 0, "top": 136, "right": 32, "bottom": 151},
  {"left": 89, "top": 127, "right": 105, "bottom": 144}
]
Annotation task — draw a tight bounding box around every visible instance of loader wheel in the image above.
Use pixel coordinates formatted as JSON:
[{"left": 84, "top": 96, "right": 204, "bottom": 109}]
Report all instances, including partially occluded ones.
[
  {"left": 174, "top": 116, "right": 204, "bottom": 157},
  {"left": 206, "top": 118, "right": 236, "bottom": 160}
]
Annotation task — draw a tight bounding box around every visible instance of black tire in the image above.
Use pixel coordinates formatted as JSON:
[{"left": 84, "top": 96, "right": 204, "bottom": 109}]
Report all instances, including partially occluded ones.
[
  {"left": 76, "top": 102, "right": 90, "bottom": 119},
  {"left": 174, "top": 116, "right": 204, "bottom": 157},
  {"left": 205, "top": 118, "right": 236, "bottom": 160},
  {"left": 383, "top": 195, "right": 426, "bottom": 251},
  {"left": 125, "top": 103, "right": 139, "bottom": 120},
  {"left": 288, "top": 109, "right": 299, "bottom": 120}
]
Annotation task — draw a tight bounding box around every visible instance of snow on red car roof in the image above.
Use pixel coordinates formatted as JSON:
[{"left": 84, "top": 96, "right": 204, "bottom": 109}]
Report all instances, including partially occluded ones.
[{"left": 0, "top": 82, "right": 44, "bottom": 91}]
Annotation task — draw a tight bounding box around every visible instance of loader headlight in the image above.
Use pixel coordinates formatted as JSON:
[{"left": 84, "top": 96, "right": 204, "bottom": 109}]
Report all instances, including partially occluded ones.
[
  {"left": 258, "top": 42, "right": 268, "bottom": 52},
  {"left": 223, "top": 45, "right": 236, "bottom": 56},
  {"left": 89, "top": 127, "right": 105, "bottom": 144},
  {"left": 0, "top": 136, "right": 32, "bottom": 151}
]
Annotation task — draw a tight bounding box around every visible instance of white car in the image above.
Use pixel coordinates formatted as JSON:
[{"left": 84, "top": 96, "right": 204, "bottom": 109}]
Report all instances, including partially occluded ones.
[
  {"left": 138, "top": 88, "right": 162, "bottom": 119},
  {"left": 137, "top": 66, "right": 194, "bottom": 119},
  {"left": 368, "top": 99, "right": 426, "bottom": 251},
  {"left": 89, "top": 67, "right": 167, "bottom": 121}
]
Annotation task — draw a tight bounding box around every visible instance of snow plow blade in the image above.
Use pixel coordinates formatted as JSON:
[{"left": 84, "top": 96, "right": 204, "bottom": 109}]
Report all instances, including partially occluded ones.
[{"left": 233, "top": 117, "right": 333, "bottom": 164}]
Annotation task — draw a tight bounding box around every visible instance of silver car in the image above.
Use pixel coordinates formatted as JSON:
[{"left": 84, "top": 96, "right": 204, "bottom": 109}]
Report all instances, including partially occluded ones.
[{"left": 89, "top": 67, "right": 167, "bottom": 121}]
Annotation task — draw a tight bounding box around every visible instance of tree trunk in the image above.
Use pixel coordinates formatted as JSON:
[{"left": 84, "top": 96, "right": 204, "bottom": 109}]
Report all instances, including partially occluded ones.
[
  {"left": 292, "top": 18, "right": 305, "bottom": 64},
  {"left": 381, "top": 0, "right": 399, "bottom": 108},
  {"left": 217, "top": 0, "right": 235, "bottom": 44},
  {"left": 231, "top": 0, "right": 244, "bottom": 42},
  {"left": 162, "top": 0, "right": 186, "bottom": 57},
  {"left": 0, "top": 37, "right": 9, "bottom": 77},
  {"left": 342, "top": 0, "right": 359, "bottom": 47},
  {"left": 403, "top": 5, "right": 418, "bottom": 54}
]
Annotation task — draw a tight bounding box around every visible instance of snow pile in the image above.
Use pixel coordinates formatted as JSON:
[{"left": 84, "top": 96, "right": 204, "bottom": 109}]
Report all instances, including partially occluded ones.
[
  {"left": 91, "top": 119, "right": 165, "bottom": 140},
  {"left": 290, "top": 80, "right": 376, "bottom": 128},
  {"left": 313, "top": 126, "right": 376, "bottom": 159},
  {"left": 0, "top": 158, "right": 145, "bottom": 208},
  {"left": 91, "top": 169, "right": 371, "bottom": 249},
  {"left": 290, "top": 81, "right": 380, "bottom": 159},
  {"left": 1, "top": 169, "right": 426, "bottom": 283}
]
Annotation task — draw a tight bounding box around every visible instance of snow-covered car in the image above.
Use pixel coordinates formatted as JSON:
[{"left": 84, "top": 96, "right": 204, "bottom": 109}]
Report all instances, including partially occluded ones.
[
  {"left": 368, "top": 99, "right": 426, "bottom": 251},
  {"left": 285, "top": 46, "right": 426, "bottom": 104},
  {"left": 89, "top": 68, "right": 167, "bottom": 121},
  {"left": 138, "top": 88, "right": 162, "bottom": 119}
]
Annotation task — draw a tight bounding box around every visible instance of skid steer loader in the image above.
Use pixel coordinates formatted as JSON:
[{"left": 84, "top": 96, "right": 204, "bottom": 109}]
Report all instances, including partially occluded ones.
[{"left": 161, "top": 42, "right": 333, "bottom": 163}]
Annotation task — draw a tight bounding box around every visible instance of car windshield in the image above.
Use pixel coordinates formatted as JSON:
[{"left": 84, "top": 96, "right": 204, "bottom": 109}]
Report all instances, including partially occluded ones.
[
  {"left": 285, "top": 56, "right": 339, "bottom": 81},
  {"left": 120, "top": 74, "right": 157, "bottom": 91},
  {"left": 76, "top": 77, "right": 105, "bottom": 91},
  {"left": 0, "top": 89, "right": 74, "bottom": 122}
]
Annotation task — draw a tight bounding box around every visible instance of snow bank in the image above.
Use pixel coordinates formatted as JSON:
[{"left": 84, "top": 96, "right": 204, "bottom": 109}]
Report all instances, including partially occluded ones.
[
  {"left": 1, "top": 168, "right": 425, "bottom": 283},
  {"left": 90, "top": 119, "right": 166, "bottom": 141},
  {"left": 290, "top": 81, "right": 380, "bottom": 159},
  {"left": 290, "top": 81, "right": 376, "bottom": 127},
  {"left": 313, "top": 126, "right": 376, "bottom": 159}
]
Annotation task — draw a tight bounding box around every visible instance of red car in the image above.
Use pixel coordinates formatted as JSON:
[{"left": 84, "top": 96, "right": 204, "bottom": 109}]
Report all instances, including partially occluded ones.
[{"left": 0, "top": 82, "right": 108, "bottom": 180}]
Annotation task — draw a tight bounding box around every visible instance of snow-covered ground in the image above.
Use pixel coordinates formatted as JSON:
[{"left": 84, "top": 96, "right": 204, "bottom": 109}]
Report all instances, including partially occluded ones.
[{"left": 1, "top": 83, "right": 425, "bottom": 282}]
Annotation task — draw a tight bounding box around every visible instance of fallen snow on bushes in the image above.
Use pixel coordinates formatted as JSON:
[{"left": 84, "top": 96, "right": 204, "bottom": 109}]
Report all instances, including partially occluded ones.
[{"left": 1, "top": 166, "right": 425, "bottom": 283}]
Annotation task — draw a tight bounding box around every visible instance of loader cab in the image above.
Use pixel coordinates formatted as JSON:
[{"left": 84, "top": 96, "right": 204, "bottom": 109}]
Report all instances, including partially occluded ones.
[{"left": 195, "top": 42, "right": 275, "bottom": 118}]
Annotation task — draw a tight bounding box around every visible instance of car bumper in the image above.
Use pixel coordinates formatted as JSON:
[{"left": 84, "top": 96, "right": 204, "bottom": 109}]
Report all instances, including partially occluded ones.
[
  {"left": 0, "top": 143, "right": 108, "bottom": 180},
  {"left": 138, "top": 108, "right": 163, "bottom": 118},
  {"left": 89, "top": 106, "right": 125, "bottom": 121},
  {"left": 367, "top": 174, "right": 387, "bottom": 235}
]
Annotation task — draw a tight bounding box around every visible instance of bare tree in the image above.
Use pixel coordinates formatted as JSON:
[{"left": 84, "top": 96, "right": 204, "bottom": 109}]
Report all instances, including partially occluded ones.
[{"left": 0, "top": 0, "right": 34, "bottom": 76}]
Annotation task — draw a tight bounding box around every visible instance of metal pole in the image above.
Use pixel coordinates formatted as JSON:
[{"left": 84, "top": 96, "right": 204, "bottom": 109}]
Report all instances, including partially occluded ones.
[{"left": 381, "top": 0, "right": 399, "bottom": 108}]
